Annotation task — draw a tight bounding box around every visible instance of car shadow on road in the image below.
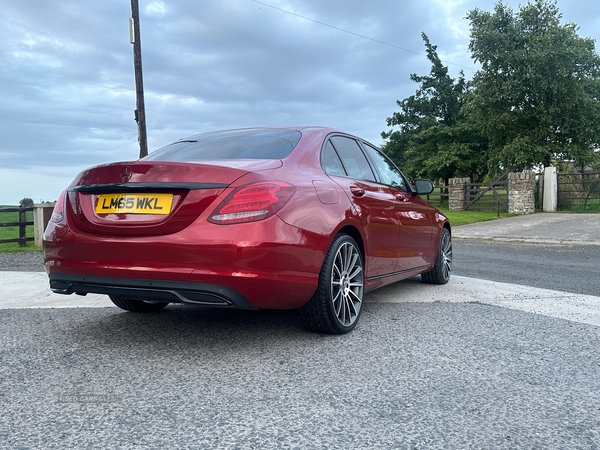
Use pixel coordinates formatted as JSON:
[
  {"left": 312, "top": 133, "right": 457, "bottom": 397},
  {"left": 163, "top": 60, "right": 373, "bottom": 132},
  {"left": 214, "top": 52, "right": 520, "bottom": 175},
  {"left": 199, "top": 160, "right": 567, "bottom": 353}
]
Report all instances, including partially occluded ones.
[
  {"left": 54, "top": 277, "right": 433, "bottom": 352},
  {"left": 61, "top": 304, "right": 346, "bottom": 350}
]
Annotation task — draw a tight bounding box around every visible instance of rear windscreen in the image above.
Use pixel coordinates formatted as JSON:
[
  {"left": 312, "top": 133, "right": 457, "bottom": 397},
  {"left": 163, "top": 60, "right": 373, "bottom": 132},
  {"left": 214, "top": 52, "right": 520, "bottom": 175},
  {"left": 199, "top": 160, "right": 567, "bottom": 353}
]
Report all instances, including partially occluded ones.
[{"left": 143, "top": 129, "right": 302, "bottom": 162}]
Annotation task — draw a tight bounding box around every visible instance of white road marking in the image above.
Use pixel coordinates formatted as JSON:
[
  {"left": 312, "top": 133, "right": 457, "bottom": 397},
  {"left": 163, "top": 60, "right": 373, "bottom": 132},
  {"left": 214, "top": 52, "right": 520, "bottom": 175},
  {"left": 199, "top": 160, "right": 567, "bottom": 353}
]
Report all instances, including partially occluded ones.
[
  {"left": 0, "top": 272, "right": 112, "bottom": 309},
  {"left": 366, "top": 275, "right": 600, "bottom": 327},
  {"left": 1, "top": 272, "right": 599, "bottom": 327}
]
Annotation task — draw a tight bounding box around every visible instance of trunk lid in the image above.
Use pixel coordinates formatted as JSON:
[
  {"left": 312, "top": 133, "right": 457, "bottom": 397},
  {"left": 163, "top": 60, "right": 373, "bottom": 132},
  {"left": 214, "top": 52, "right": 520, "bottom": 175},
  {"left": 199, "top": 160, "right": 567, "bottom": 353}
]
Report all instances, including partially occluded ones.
[{"left": 67, "top": 160, "right": 281, "bottom": 236}]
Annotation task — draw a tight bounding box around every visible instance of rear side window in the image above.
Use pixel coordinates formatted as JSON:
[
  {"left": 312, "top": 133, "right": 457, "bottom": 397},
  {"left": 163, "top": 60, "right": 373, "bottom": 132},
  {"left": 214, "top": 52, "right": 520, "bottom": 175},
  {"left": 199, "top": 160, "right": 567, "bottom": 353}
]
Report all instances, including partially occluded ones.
[
  {"left": 329, "top": 136, "right": 376, "bottom": 182},
  {"left": 321, "top": 141, "right": 346, "bottom": 176},
  {"left": 143, "top": 129, "right": 302, "bottom": 162}
]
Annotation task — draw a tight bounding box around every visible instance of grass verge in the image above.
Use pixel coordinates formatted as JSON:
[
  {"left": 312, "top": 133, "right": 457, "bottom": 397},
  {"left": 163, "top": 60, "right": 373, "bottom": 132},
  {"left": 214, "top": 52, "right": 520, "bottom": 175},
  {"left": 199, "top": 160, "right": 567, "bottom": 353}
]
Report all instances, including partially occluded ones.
[
  {"left": 0, "top": 242, "right": 41, "bottom": 253},
  {"left": 436, "top": 206, "right": 515, "bottom": 227}
]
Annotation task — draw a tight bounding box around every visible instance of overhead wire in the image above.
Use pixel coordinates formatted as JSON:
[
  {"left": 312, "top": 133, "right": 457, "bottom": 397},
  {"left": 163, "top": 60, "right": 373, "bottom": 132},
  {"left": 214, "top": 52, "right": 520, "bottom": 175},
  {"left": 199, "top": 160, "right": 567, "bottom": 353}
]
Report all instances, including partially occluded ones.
[{"left": 250, "top": 0, "right": 476, "bottom": 73}]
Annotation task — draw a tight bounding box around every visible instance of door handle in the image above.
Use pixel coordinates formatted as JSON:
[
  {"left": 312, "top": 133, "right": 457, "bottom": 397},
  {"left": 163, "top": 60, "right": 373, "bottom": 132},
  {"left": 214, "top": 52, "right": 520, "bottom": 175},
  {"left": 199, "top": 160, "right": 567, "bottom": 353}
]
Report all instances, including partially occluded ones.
[
  {"left": 350, "top": 186, "right": 365, "bottom": 197},
  {"left": 395, "top": 194, "right": 410, "bottom": 202}
]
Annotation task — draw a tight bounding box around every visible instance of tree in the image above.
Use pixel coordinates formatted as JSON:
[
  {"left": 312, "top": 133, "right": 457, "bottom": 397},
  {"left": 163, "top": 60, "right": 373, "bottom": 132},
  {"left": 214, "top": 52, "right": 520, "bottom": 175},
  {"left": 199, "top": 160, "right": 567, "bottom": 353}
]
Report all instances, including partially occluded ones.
[
  {"left": 19, "top": 198, "right": 33, "bottom": 207},
  {"left": 466, "top": 0, "right": 600, "bottom": 172},
  {"left": 382, "top": 33, "right": 488, "bottom": 183}
]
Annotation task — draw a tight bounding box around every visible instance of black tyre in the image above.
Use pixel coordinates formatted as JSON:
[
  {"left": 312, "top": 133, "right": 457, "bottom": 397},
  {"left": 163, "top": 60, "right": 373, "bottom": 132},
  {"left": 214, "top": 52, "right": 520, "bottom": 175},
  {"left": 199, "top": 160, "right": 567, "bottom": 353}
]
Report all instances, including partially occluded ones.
[
  {"left": 109, "top": 296, "right": 169, "bottom": 313},
  {"left": 421, "top": 227, "right": 452, "bottom": 285},
  {"left": 300, "top": 234, "right": 364, "bottom": 334}
]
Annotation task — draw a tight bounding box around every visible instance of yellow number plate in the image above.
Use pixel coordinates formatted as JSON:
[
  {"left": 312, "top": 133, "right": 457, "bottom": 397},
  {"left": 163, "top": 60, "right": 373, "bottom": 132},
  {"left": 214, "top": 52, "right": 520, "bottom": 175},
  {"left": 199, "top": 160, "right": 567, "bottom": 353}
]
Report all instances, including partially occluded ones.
[{"left": 95, "top": 194, "right": 173, "bottom": 215}]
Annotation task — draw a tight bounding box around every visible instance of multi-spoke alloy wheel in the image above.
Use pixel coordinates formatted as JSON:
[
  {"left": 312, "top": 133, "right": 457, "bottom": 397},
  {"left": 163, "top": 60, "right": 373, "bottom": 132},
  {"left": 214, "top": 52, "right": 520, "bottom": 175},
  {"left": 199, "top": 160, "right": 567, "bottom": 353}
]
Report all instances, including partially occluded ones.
[
  {"left": 330, "top": 240, "right": 364, "bottom": 327},
  {"left": 422, "top": 227, "right": 452, "bottom": 285},
  {"left": 300, "top": 234, "right": 364, "bottom": 334}
]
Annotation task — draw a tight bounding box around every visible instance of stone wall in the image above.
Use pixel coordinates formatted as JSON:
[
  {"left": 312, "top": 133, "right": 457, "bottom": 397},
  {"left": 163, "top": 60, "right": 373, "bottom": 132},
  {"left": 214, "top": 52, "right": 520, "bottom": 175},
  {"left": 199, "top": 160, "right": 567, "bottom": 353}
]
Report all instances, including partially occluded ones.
[
  {"left": 448, "top": 177, "right": 470, "bottom": 211},
  {"left": 508, "top": 172, "right": 535, "bottom": 214},
  {"left": 448, "top": 173, "right": 536, "bottom": 214}
]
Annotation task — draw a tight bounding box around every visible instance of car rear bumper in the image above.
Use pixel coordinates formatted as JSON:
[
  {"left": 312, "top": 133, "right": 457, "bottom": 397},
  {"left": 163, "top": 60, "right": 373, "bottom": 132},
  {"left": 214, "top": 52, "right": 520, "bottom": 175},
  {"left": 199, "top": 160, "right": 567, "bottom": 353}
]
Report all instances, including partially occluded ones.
[
  {"left": 44, "top": 215, "right": 330, "bottom": 309},
  {"left": 49, "top": 273, "right": 255, "bottom": 308}
]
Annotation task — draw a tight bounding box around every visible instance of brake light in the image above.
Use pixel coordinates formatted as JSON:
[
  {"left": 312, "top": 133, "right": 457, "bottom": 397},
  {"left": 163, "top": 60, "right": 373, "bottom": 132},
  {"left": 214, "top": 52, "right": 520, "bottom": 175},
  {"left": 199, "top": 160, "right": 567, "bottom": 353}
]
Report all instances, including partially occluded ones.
[
  {"left": 209, "top": 181, "right": 295, "bottom": 225},
  {"left": 50, "top": 191, "right": 67, "bottom": 223}
]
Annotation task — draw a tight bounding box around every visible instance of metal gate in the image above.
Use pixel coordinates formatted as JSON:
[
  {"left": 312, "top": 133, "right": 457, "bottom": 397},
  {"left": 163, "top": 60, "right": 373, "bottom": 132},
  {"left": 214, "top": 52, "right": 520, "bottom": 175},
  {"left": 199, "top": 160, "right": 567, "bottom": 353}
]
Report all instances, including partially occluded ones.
[{"left": 557, "top": 171, "right": 600, "bottom": 212}]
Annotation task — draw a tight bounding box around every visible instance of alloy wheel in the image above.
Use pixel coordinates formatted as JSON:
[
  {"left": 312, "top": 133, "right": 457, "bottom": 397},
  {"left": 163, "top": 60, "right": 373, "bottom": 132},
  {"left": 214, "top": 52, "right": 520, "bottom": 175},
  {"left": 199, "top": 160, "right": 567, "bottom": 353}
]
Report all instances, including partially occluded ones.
[
  {"left": 440, "top": 229, "right": 452, "bottom": 281},
  {"left": 330, "top": 241, "right": 364, "bottom": 327}
]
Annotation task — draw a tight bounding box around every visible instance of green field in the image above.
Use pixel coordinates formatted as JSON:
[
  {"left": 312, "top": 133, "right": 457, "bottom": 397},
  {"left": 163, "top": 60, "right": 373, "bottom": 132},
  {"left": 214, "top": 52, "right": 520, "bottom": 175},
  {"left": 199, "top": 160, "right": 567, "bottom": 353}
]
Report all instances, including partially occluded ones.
[{"left": 0, "top": 207, "right": 38, "bottom": 253}]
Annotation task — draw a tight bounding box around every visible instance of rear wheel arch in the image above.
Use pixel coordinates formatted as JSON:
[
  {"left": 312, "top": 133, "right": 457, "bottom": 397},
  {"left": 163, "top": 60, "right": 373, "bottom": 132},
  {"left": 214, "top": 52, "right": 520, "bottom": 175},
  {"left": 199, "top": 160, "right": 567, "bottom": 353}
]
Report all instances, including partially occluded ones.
[
  {"left": 336, "top": 225, "right": 365, "bottom": 262},
  {"left": 443, "top": 221, "right": 451, "bottom": 235}
]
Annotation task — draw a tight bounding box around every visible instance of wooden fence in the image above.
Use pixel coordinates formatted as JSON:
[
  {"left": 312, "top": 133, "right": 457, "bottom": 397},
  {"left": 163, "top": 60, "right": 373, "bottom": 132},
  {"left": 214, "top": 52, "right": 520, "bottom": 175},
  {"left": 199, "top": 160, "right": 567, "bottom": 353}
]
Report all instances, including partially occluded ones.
[
  {"left": 0, "top": 206, "right": 34, "bottom": 247},
  {"left": 424, "top": 183, "right": 449, "bottom": 205}
]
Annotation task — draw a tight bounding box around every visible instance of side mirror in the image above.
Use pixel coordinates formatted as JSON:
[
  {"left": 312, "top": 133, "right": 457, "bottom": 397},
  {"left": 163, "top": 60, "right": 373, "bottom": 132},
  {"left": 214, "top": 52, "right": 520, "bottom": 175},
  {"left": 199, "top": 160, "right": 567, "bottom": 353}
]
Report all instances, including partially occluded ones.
[{"left": 414, "top": 178, "right": 434, "bottom": 195}]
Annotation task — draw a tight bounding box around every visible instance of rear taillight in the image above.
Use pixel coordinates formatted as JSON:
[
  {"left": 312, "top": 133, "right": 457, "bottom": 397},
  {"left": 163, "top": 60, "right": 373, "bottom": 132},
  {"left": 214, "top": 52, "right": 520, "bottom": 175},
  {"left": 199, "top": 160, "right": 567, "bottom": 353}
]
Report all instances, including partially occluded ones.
[
  {"left": 208, "top": 181, "right": 295, "bottom": 225},
  {"left": 50, "top": 191, "right": 67, "bottom": 223}
]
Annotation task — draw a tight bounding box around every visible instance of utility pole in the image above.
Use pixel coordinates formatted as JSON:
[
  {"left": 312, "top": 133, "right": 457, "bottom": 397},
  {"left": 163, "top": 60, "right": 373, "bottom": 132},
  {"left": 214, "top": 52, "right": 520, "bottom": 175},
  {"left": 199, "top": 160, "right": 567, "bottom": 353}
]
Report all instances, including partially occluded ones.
[{"left": 130, "top": 0, "right": 148, "bottom": 158}]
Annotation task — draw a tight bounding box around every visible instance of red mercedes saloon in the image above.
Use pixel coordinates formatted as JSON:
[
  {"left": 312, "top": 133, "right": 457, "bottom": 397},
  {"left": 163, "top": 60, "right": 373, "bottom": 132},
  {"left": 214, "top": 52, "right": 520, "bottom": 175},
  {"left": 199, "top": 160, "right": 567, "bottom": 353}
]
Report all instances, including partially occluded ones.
[{"left": 44, "top": 127, "right": 451, "bottom": 334}]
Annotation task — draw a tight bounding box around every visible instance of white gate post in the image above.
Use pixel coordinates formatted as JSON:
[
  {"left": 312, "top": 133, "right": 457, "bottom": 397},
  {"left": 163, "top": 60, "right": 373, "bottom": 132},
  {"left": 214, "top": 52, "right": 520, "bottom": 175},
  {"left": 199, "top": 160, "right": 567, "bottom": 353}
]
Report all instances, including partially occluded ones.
[
  {"left": 33, "top": 202, "right": 56, "bottom": 247},
  {"left": 543, "top": 167, "right": 557, "bottom": 212}
]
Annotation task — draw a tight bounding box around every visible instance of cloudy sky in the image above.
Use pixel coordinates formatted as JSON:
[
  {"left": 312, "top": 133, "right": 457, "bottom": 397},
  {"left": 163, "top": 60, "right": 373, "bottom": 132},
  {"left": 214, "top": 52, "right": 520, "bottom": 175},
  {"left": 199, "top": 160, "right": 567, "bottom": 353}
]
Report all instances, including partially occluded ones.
[{"left": 1, "top": 0, "right": 599, "bottom": 204}]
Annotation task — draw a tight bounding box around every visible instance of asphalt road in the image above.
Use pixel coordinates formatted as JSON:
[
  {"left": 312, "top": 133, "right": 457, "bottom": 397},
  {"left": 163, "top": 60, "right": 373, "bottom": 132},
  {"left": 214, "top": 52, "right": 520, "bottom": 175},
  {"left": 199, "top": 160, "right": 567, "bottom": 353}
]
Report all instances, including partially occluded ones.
[
  {"left": 453, "top": 240, "right": 600, "bottom": 297},
  {"left": 1, "top": 303, "right": 599, "bottom": 449}
]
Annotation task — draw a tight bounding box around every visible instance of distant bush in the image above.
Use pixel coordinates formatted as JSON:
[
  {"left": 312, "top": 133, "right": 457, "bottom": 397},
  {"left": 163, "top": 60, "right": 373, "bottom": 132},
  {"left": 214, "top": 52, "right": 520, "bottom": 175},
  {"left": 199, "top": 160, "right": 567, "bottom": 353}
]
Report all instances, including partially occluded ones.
[{"left": 19, "top": 197, "right": 34, "bottom": 207}]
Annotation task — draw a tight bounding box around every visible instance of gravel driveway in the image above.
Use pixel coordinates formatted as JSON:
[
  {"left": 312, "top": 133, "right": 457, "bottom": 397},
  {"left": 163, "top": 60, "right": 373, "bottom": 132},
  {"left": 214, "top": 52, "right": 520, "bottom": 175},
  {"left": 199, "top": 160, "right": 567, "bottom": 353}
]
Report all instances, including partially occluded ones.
[{"left": 0, "top": 252, "right": 44, "bottom": 272}]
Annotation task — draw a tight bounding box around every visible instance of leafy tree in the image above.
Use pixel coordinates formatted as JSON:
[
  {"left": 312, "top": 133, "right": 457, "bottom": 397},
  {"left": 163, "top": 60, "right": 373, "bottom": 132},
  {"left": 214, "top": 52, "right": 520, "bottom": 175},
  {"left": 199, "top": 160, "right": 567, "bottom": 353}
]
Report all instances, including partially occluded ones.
[
  {"left": 466, "top": 0, "right": 600, "bottom": 172},
  {"left": 19, "top": 197, "right": 34, "bottom": 207},
  {"left": 382, "top": 33, "right": 488, "bottom": 183}
]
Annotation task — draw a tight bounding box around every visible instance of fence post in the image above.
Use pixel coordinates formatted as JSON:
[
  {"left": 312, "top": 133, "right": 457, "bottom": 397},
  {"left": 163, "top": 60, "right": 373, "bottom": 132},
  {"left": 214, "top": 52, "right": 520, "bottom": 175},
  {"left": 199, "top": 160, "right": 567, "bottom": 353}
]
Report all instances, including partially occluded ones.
[
  {"left": 18, "top": 207, "right": 26, "bottom": 247},
  {"left": 33, "top": 202, "right": 56, "bottom": 247}
]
